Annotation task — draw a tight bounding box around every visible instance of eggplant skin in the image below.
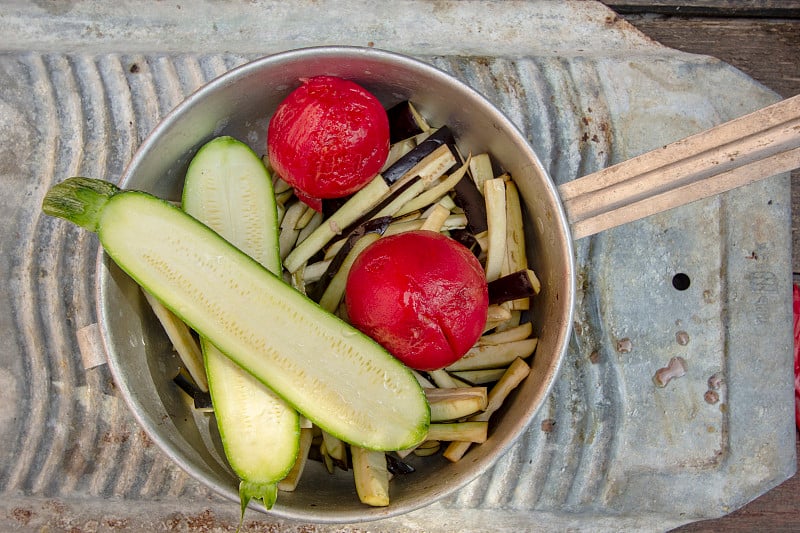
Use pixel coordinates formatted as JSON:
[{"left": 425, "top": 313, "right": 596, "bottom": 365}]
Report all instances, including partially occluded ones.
[
  {"left": 386, "top": 101, "right": 425, "bottom": 143},
  {"left": 487, "top": 269, "right": 537, "bottom": 305},
  {"left": 382, "top": 127, "right": 456, "bottom": 185}
]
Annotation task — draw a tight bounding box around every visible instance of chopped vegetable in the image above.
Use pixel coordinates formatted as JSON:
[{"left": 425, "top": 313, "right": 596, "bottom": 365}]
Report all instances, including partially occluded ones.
[
  {"left": 386, "top": 100, "right": 430, "bottom": 143},
  {"left": 446, "top": 338, "right": 538, "bottom": 371},
  {"left": 427, "top": 421, "right": 488, "bottom": 443},
  {"left": 443, "top": 357, "right": 530, "bottom": 462},
  {"left": 501, "top": 180, "right": 531, "bottom": 310},
  {"left": 277, "top": 428, "right": 314, "bottom": 492},
  {"left": 143, "top": 289, "right": 208, "bottom": 392},
  {"left": 468, "top": 153, "right": 494, "bottom": 196},
  {"left": 351, "top": 446, "right": 390, "bottom": 507},
  {"left": 483, "top": 178, "right": 507, "bottom": 282},
  {"left": 283, "top": 175, "right": 390, "bottom": 273},
  {"left": 425, "top": 386, "right": 488, "bottom": 421},
  {"left": 478, "top": 322, "right": 534, "bottom": 345},
  {"left": 487, "top": 269, "right": 541, "bottom": 305},
  {"left": 381, "top": 126, "right": 458, "bottom": 186},
  {"left": 310, "top": 216, "right": 391, "bottom": 302}
]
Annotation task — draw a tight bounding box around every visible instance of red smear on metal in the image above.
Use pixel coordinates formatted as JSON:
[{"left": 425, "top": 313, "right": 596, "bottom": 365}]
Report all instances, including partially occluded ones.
[{"left": 793, "top": 284, "right": 799, "bottom": 429}]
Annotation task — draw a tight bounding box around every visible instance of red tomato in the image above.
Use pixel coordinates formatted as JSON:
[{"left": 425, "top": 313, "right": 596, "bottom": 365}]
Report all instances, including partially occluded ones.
[
  {"left": 267, "top": 76, "right": 390, "bottom": 210},
  {"left": 345, "top": 230, "right": 489, "bottom": 371}
]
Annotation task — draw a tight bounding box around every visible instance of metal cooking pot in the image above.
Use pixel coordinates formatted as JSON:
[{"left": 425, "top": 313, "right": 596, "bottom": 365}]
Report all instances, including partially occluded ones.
[{"left": 97, "top": 46, "right": 797, "bottom": 523}]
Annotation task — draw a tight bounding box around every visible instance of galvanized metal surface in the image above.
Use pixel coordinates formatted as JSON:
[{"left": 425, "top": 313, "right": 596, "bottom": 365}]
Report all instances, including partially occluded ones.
[{"left": 0, "top": 1, "right": 794, "bottom": 531}]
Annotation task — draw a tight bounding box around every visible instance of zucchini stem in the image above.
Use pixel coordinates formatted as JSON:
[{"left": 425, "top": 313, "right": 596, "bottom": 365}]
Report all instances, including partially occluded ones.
[{"left": 42, "top": 177, "right": 120, "bottom": 232}]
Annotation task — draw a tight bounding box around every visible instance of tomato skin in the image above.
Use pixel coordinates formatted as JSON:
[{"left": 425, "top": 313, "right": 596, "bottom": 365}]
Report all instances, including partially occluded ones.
[
  {"left": 345, "top": 230, "right": 489, "bottom": 371},
  {"left": 267, "top": 76, "right": 390, "bottom": 208}
]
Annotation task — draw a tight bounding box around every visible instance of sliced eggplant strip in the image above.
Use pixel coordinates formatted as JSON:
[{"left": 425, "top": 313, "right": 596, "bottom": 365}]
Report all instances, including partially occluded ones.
[
  {"left": 412, "top": 442, "right": 441, "bottom": 457},
  {"left": 442, "top": 438, "right": 471, "bottom": 463},
  {"left": 294, "top": 203, "right": 316, "bottom": 229},
  {"left": 143, "top": 290, "right": 208, "bottom": 392},
  {"left": 425, "top": 387, "right": 488, "bottom": 422},
  {"left": 283, "top": 176, "right": 390, "bottom": 273},
  {"left": 281, "top": 199, "right": 308, "bottom": 229},
  {"left": 277, "top": 427, "right": 314, "bottom": 492},
  {"left": 311, "top": 216, "right": 391, "bottom": 302},
  {"left": 419, "top": 203, "right": 451, "bottom": 232},
  {"left": 427, "top": 422, "right": 488, "bottom": 444},
  {"left": 481, "top": 356, "right": 531, "bottom": 416},
  {"left": 479, "top": 322, "right": 533, "bottom": 345},
  {"left": 483, "top": 178, "right": 507, "bottom": 282},
  {"left": 351, "top": 447, "right": 390, "bottom": 507},
  {"left": 502, "top": 180, "right": 527, "bottom": 273},
  {"left": 290, "top": 265, "right": 306, "bottom": 295},
  {"left": 318, "top": 232, "right": 381, "bottom": 312},
  {"left": 303, "top": 259, "right": 332, "bottom": 283},
  {"left": 428, "top": 368, "right": 462, "bottom": 389},
  {"left": 412, "top": 370, "right": 435, "bottom": 388},
  {"left": 275, "top": 189, "right": 294, "bottom": 206},
  {"left": 443, "top": 357, "right": 531, "bottom": 462},
  {"left": 297, "top": 211, "right": 323, "bottom": 244},
  {"left": 453, "top": 173, "right": 489, "bottom": 234},
  {"left": 331, "top": 176, "right": 424, "bottom": 244},
  {"left": 279, "top": 200, "right": 308, "bottom": 260},
  {"left": 319, "top": 440, "right": 335, "bottom": 474},
  {"left": 382, "top": 126, "right": 457, "bottom": 186},
  {"left": 473, "top": 230, "right": 489, "bottom": 253},
  {"left": 173, "top": 368, "right": 213, "bottom": 410},
  {"left": 272, "top": 175, "right": 293, "bottom": 195},
  {"left": 450, "top": 368, "right": 507, "bottom": 385},
  {"left": 387, "top": 100, "right": 430, "bottom": 143},
  {"left": 502, "top": 181, "right": 530, "bottom": 310},
  {"left": 322, "top": 430, "right": 347, "bottom": 465},
  {"left": 486, "top": 304, "right": 513, "bottom": 324},
  {"left": 487, "top": 269, "right": 541, "bottom": 305},
  {"left": 449, "top": 228, "right": 480, "bottom": 256},
  {"left": 385, "top": 454, "right": 415, "bottom": 475},
  {"left": 445, "top": 338, "right": 538, "bottom": 371},
  {"left": 383, "top": 213, "right": 467, "bottom": 237},
  {"left": 382, "top": 137, "right": 417, "bottom": 169},
  {"left": 468, "top": 153, "right": 494, "bottom": 196},
  {"left": 395, "top": 157, "right": 471, "bottom": 216}
]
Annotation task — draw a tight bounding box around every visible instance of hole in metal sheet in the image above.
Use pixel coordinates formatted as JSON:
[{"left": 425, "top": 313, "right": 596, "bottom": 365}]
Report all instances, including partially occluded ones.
[{"left": 672, "top": 273, "right": 691, "bottom": 291}]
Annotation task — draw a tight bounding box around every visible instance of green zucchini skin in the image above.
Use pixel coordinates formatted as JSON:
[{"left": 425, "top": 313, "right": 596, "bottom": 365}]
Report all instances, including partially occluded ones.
[
  {"left": 181, "top": 136, "right": 299, "bottom": 507},
  {"left": 45, "top": 178, "right": 430, "bottom": 451}
]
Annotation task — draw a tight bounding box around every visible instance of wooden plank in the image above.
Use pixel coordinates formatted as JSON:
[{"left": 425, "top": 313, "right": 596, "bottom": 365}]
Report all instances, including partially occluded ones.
[
  {"left": 612, "top": 17, "right": 800, "bottom": 99},
  {"left": 605, "top": 1, "right": 800, "bottom": 17}
]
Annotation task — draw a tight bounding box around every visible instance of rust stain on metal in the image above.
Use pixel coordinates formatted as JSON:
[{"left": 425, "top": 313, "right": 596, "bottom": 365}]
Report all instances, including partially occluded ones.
[
  {"left": 653, "top": 356, "right": 688, "bottom": 387},
  {"left": 10, "top": 508, "right": 33, "bottom": 525},
  {"left": 705, "top": 390, "right": 720, "bottom": 404},
  {"left": 708, "top": 372, "right": 725, "bottom": 390},
  {"left": 616, "top": 337, "right": 633, "bottom": 353}
]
